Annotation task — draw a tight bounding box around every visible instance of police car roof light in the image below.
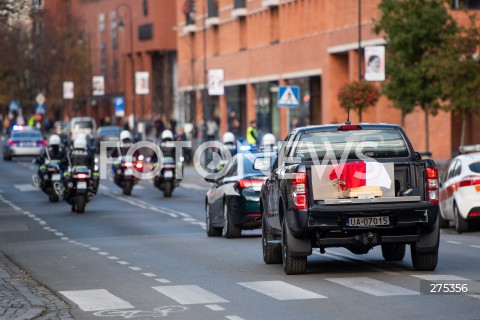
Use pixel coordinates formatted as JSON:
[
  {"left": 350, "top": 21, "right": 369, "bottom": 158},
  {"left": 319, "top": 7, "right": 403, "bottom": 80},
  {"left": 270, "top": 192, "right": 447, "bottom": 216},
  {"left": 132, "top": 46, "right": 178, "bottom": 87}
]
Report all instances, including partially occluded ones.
[{"left": 459, "top": 144, "right": 480, "bottom": 154}]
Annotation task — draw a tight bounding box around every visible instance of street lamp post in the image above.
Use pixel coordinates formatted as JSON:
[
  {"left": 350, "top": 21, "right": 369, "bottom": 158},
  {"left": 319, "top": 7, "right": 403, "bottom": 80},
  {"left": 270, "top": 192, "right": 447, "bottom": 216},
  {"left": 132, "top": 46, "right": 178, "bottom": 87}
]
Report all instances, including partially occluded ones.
[{"left": 117, "top": 3, "right": 136, "bottom": 134}]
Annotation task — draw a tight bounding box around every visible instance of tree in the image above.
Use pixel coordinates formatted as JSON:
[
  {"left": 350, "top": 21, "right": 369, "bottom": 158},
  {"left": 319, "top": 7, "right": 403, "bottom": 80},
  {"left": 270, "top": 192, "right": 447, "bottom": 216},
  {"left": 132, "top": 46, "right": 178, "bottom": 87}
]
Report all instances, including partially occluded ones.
[
  {"left": 374, "top": 0, "right": 458, "bottom": 152},
  {"left": 432, "top": 14, "right": 480, "bottom": 146},
  {"left": 338, "top": 80, "right": 380, "bottom": 122}
]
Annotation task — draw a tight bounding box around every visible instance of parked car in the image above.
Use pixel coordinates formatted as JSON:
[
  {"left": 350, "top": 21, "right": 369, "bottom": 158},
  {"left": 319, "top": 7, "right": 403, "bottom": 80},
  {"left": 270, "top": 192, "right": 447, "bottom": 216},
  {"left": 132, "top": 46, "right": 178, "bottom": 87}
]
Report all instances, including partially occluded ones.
[
  {"left": 3, "top": 126, "right": 45, "bottom": 161},
  {"left": 71, "top": 117, "right": 96, "bottom": 141},
  {"left": 94, "top": 125, "right": 121, "bottom": 151},
  {"left": 439, "top": 146, "right": 480, "bottom": 233},
  {"left": 205, "top": 150, "right": 277, "bottom": 238}
]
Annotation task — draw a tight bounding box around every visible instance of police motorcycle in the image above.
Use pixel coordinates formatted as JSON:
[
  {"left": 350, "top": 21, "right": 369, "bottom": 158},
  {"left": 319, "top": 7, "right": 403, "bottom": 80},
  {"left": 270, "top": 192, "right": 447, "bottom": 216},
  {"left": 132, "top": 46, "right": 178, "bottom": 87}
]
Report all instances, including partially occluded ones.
[
  {"left": 111, "top": 130, "right": 144, "bottom": 196},
  {"left": 32, "top": 134, "right": 66, "bottom": 202},
  {"left": 57, "top": 134, "right": 99, "bottom": 214},
  {"left": 152, "top": 130, "right": 183, "bottom": 198}
]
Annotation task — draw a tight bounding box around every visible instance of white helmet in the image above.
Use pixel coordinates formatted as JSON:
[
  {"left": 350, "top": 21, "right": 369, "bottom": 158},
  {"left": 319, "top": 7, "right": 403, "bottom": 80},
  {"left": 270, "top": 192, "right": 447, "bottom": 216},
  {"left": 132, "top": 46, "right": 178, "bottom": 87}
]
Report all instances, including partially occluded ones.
[
  {"left": 48, "top": 134, "right": 61, "bottom": 146},
  {"left": 222, "top": 132, "right": 235, "bottom": 144},
  {"left": 262, "top": 133, "right": 276, "bottom": 146},
  {"left": 73, "top": 135, "right": 87, "bottom": 150},
  {"left": 161, "top": 130, "right": 174, "bottom": 141},
  {"left": 120, "top": 130, "right": 132, "bottom": 141}
]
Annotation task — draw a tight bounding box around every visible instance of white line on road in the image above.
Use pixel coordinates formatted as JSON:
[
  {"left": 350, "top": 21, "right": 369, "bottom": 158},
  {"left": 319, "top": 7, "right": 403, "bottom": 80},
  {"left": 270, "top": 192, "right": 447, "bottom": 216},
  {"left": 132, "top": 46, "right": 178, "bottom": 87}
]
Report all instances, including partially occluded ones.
[
  {"left": 316, "top": 251, "right": 400, "bottom": 275},
  {"left": 225, "top": 316, "right": 246, "bottom": 320},
  {"left": 60, "top": 289, "right": 134, "bottom": 312},
  {"left": 14, "top": 184, "right": 39, "bottom": 192},
  {"left": 238, "top": 281, "right": 326, "bottom": 300},
  {"left": 89, "top": 247, "right": 100, "bottom": 251},
  {"left": 98, "top": 252, "right": 109, "bottom": 255},
  {"left": 152, "top": 285, "right": 229, "bottom": 305},
  {"left": 206, "top": 304, "right": 225, "bottom": 311},
  {"left": 38, "top": 221, "right": 47, "bottom": 225},
  {"left": 411, "top": 274, "right": 470, "bottom": 281},
  {"left": 469, "top": 245, "right": 480, "bottom": 249},
  {"left": 129, "top": 267, "right": 142, "bottom": 271},
  {"left": 446, "top": 241, "right": 462, "bottom": 244},
  {"left": 142, "top": 273, "right": 156, "bottom": 277},
  {"left": 108, "top": 256, "right": 120, "bottom": 260},
  {"left": 61, "top": 237, "right": 69, "bottom": 241},
  {"left": 55, "top": 232, "right": 64, "bottom": 236},
  {"left": 118, "top": 261, "right": 129, "bottom": 265},
  {"left": 325, "top": 277, "right": 419, "bottom": 296},
  {"left": 155, "top": 279, "right": 171, "bottom": 284}
]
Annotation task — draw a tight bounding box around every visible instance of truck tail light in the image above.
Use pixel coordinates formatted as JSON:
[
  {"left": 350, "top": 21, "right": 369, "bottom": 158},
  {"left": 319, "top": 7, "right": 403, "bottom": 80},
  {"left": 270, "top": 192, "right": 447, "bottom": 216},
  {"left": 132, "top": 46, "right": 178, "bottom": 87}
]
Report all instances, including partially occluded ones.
[
  {"left": 426, "top": 167, "right": 439, "bottom": 204},
  {"left": 459, "top": 175, "right": 480, "bottom": 188},
  {"left": 292, "top": 172, "right": 308, "bottom": 210}
]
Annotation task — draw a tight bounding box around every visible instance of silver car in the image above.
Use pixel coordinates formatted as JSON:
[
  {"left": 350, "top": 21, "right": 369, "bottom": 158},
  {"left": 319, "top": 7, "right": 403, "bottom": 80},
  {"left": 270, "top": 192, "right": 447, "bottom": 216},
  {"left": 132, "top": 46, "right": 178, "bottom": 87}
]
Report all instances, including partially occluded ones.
[{"left": 3, "top": 126, "right": 45, "bottom": 161}]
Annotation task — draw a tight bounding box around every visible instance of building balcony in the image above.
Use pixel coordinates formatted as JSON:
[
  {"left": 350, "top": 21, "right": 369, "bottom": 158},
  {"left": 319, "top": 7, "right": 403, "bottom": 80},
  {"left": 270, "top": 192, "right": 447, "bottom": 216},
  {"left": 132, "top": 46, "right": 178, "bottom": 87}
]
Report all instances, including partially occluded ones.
[{"left": 183, "top": 24, "right": 197, "bottom": 34}]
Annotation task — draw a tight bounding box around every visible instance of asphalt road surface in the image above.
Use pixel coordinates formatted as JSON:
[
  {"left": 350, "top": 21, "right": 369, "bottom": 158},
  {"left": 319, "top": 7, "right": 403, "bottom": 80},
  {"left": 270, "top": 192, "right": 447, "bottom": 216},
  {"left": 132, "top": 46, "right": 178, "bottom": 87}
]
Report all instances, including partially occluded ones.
[{"left": 1, "top": 157, "right": 479, "bottom": 320}]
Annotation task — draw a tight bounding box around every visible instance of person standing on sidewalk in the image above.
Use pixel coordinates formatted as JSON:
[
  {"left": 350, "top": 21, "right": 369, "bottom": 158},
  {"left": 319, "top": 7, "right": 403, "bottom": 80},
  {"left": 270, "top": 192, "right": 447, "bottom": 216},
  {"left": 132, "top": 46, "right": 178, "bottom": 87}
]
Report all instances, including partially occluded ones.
[{"left": 246, "top": 120, "right": 258, "bottom": 146}]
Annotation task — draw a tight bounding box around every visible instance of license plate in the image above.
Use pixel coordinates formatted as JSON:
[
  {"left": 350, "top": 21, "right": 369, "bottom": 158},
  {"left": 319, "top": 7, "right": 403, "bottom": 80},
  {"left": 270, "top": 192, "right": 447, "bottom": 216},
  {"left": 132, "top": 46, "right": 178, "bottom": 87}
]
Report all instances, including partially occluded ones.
[
  {"left": 164, "top": 170, "right": 173, "bottom": 178},
  {"left": 52, "top": 174, "right": 61, "bottom": 181},
  {"left": 346, "top": 216, "right": 390, "bottom": 227},
  {"left": 20, "top": 142, "right": 35, "bottom": 147},
  {"left": 77, "top": 181, "right": 87, "bottom": 189}
]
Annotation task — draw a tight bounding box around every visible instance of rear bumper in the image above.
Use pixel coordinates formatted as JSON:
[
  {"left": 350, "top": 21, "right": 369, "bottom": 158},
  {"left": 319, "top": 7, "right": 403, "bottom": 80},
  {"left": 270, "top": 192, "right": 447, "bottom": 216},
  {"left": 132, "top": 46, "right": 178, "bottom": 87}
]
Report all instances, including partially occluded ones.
[
  {"left": 6, "top": 146, "right": 43, "bottom": 156},
  {"left": 287, "top": 201, "right": 438, "bottom": 234}
]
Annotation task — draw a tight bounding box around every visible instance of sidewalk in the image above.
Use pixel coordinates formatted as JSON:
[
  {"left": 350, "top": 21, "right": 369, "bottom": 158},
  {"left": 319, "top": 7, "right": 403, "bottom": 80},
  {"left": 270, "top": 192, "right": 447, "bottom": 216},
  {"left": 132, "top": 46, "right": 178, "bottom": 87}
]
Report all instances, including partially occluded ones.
[{"left": 0, "top": 251, "right": 73, "bottom": 320}]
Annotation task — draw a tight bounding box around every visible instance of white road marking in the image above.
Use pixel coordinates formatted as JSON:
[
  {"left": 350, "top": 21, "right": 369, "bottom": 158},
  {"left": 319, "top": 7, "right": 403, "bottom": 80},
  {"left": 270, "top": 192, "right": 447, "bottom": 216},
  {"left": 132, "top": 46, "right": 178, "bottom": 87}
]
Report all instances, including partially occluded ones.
[
  {"left": 14, "top": 184, "right": 39, "bottom": 192},
  {"left": 98, "top": 252, "right": 109, "bottom": 255},
  {"left": 182, "top": 217, "right": 196, "bottom": 222},
  {"left": 142, "top": 273, "right": 156, "bottom": 277},
  {"left": 129, "top": 267, "right": 142, "bottom": 271},
  {"left": 317, "top": 251, "right": 400, "bottom": 275},
  {"left": 238, "top": 281, "right": 326, "bottom": 300},
  {"left": 411, "top": 275, "right": 470, "bottom": 281},
  {"left": 152, "top": 285, "right": 229, "bottom": 305},
  {"left": 469, "top": 245, "right": 480, "bottom": 249},
  {"left": 61, "top": 237, "right": 69, "bottom": 241},
  {"left": 118, "top": 261, "right": 129, "bottom": 265},
  {"left": 23, "top": 211, "right": 30, "bottom": 214},
  {"left": 33, "top": 218, "right": 41, "bottom": 221},
  {"left": 155, "top": 279, "right": 171, "bottom": 284},
  {"left": 325, "top": 277, "right": 419, "bottom": 296},
  {"left": 38, "top": 221, "right": 47, "bottom": 225},
  {"left": 89, "top": 247, "right": 100, "bottom": 251},
  {"left": 446, "top": 241, "right": 462, "bottom": 244},
  {"left": 206, "top": 304, "right": 225, "bottom": 311},
  {"left": 59, "top": 289, "right": 134, "bottom": 312},
  {"left": 108, "top": 256, "right": 120, "bottom": 260},
  {"left": 470, "top": 295, "right": 480, "bottom": 300},
  {"left": 55, "top": 232, "right": 64, "bottom": 236},
  {"left": 225, "top": 316, "right": 246, "bottom": 320}
]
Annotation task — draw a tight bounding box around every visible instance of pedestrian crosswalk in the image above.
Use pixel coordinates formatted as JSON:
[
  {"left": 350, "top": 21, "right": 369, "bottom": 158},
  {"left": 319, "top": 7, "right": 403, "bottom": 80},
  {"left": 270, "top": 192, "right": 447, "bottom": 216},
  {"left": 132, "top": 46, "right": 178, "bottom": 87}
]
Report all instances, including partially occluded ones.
[{"left": 60, "top": 274, "right": 478, "bottom": 314}]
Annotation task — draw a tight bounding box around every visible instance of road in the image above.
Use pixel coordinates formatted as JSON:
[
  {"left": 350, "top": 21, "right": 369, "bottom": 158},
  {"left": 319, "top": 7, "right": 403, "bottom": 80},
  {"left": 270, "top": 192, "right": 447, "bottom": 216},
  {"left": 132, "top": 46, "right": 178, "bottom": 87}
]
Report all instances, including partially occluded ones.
[{"left": 0, "top": 157, "right": 479, "bottom": 320}]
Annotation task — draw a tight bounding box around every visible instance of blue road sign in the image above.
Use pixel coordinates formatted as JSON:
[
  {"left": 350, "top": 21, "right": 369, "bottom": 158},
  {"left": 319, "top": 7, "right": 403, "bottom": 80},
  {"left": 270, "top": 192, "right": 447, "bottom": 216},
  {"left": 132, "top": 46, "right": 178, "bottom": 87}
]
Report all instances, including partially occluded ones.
[
  {"left": 114, "top": 96, "right": 125, "bottom": 117},
  {"left": 9, "top": 100, "right": 20, "bottom": 111},
  {"left": 35, "top": 103, "right": 46, "bottom": 115},
  {"left": 277, "top": 86, "right": 300, "bottom": 108}
]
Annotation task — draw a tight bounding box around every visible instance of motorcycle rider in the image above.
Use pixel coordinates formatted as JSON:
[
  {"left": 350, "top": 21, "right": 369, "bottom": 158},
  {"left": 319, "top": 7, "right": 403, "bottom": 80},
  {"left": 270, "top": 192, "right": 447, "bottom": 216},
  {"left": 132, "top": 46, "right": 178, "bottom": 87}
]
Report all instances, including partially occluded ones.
[
  {"left": 260, "top": 133, "right": 277, "bottom": 152},
  {"left": 60, "top": 134, "right": 99, "bottom": 203},
  {"left": 222, "top": 131, "right": 237, "bottom": 157},
  {"left": 111, "top": 130, "right": 142, "bottom": 173},
  {"left": 151, "top": 129, "right": 175, "bottom": 163},
  {"left": 36, "top": 134, "right": 67, "bottom": 167},
  {"left": 34, "top": 134, "right": 67, "bottom": 187}
]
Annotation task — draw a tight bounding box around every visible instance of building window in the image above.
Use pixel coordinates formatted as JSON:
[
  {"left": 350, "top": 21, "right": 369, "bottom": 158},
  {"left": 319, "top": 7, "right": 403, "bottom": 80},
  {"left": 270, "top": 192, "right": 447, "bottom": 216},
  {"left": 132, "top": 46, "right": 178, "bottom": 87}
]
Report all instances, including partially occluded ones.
[
  {"left": 99, "top": 13, "right": 106, "bottom": 32},
  {"left": 452, "top": 0, "right": 480, "bottom": 9},
  {"left": 183, "top": 0, "right": 196, "bottom": 25}
]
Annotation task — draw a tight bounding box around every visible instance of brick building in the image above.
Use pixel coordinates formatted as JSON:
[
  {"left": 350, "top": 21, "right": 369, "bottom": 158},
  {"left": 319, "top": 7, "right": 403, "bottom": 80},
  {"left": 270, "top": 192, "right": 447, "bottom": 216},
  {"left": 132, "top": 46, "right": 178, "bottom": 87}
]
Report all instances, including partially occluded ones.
[
  {"left": 176, "top": 0, "right": 480, "bottom": 161},
  {"left": 42, "top": 0, "right": 178, "bottom": 130}
]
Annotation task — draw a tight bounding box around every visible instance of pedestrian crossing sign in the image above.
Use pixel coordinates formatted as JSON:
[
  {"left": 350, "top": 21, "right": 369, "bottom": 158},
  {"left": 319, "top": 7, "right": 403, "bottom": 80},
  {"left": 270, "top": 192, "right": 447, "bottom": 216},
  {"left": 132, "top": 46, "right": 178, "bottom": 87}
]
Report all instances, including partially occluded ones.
[
  {"left": 278, "top": 86, "right": 300, "bottom": 108},
  {"left": 35, "top": 103, "right": 46, "bottom": 115}
]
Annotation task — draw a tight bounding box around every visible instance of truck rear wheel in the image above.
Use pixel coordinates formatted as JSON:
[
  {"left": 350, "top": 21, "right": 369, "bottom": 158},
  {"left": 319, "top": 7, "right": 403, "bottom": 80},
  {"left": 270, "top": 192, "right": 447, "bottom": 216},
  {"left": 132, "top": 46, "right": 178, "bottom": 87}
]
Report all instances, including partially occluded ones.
[
  {"left": 411, "top": 245, "right": 438, "bottom": 271},
  {"left": 282, "top": 219, "right": 307, "bottom": 275},
  {"left": 381, "top": 243, "right": 405, "bottom": 261}
]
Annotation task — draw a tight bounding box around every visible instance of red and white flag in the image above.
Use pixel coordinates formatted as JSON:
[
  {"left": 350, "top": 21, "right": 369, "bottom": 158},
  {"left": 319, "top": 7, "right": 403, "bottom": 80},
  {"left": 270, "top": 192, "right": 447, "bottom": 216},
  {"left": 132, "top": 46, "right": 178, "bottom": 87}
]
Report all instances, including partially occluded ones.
[{"left": 329, "top": 161, "right": 391, "bottom": 190}]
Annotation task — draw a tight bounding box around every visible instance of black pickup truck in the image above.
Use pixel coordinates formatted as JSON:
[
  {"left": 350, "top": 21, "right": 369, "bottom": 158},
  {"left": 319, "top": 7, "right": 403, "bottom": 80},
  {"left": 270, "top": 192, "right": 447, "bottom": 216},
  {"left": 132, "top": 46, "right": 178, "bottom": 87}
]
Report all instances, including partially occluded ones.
[{"left": 260, "top": 123, "right": 440, "bottom": 274}]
